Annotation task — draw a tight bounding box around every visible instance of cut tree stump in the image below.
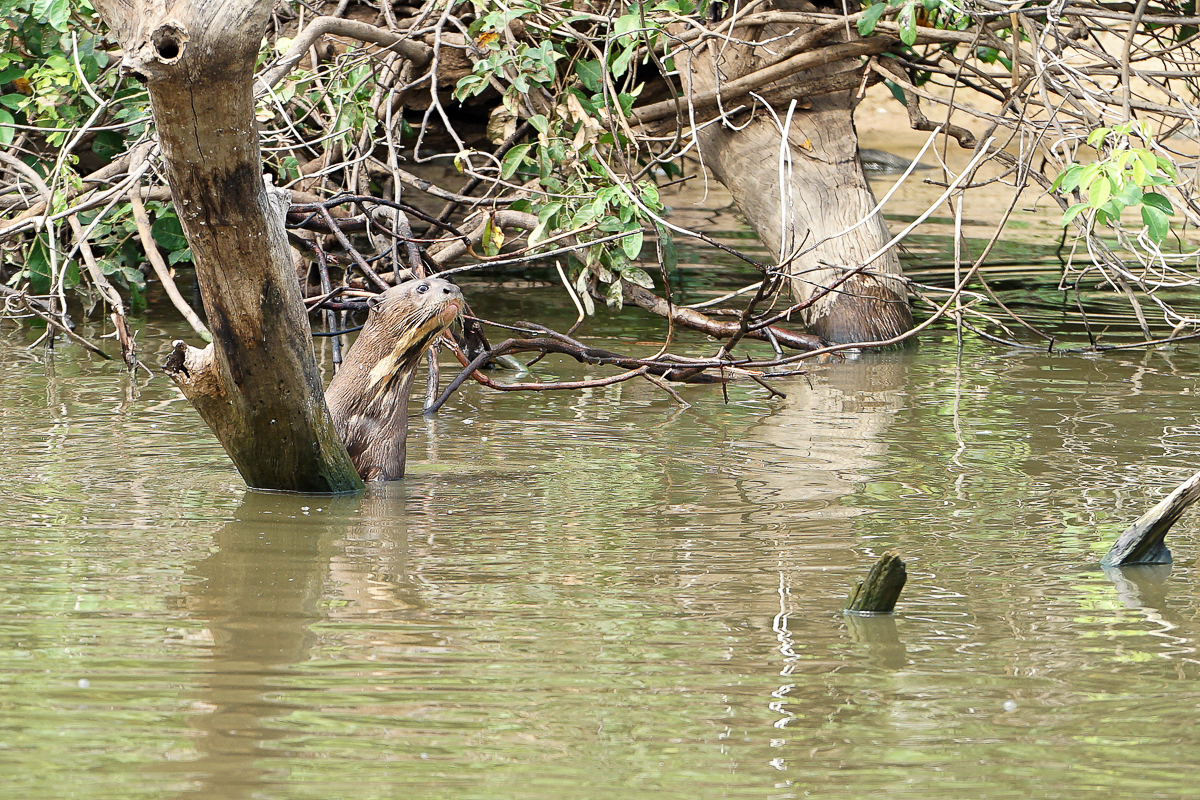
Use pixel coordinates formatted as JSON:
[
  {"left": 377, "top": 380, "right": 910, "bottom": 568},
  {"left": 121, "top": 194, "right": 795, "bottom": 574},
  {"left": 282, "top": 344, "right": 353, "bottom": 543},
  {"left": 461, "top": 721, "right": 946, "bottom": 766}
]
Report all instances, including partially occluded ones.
[
  {"left": 1101, "top": 469, "right": 1200, "bottom": 567},
  {"left": 843, "top": 551, "right": 907, "bottom": 615}
]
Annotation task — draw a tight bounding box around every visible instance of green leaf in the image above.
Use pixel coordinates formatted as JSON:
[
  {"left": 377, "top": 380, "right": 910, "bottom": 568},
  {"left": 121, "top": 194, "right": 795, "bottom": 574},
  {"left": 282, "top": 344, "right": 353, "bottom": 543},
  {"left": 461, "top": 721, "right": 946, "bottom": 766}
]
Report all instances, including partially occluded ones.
[
  {"left": 91, "top": 130, "right": 125, "bottom": 162},
  {"left": 1141, "top": 192, "right": 1174, "bottom": 215},
  {"left": 1154, "top": 156, "right": 1177, "bottom": 180},
  {"left": 481, "top": 216, "right": 504, "bottom": 255},
  {"left": 621, "top": 265, "right": 655, "bottom": 289},
  {"left": 612, "top": 12, "right": 641, "bottom": 38},
  {"left": 1056, "top": 165, "right": 1084, "bottom": 193},
  {"left": 1136, "top": 148, "right": 1157, "bottom": 174},
  {"left": 576, "top": 59, "right": 604, "bottom": 92},
  {"left": 1087, "top": 174, "right": 1111, "bottom": 208},
  {"left": 33, "top": 0, "right": 71, "bottom": 31},
  {"left": 611, "top": 45, "right": 635, "bottom": 79},
  {"left": 639, "top": 180, "right": 660, "bottom": 210},
  {"left": 657, "top": 224, "right": 677, "bottom": 275},
  {"left": 121, "top": 266, "right": 147, "bottom": 288},
  {"left": 151, "top": 213, "right": 188, "bottom": 252},
  {"left": 0, "top": 110, "right": 13, "bottom": 147},
  {"left": 1131, "top": 156, "right": 1147, "bottom": 186},
  {"left": 62, "top": 260, "right": 81, "bottom": 290},
  {"left": 25, "top": 236, "right": 53, "bottom": 295},
  {"left": 1142, "top": 205, "right": 1170, "bottom": 243},
  {"left": 1114, "top": 180, "right": 1142, "bottom": 207},
  {"left": 605, "top": 278, "right": 624, "bottom": 310},
  {"left": 1061, "top": 203, "right": 1088, "bottom": 226},
  {"left": 1086, "top": 127, "right": 1110, "bottom": 148},
  {"left": 621, "top": 227, "right": 644, "bottom": 260},
  {"left": 857, "top": 3, "right": 888, "bottom": 36},
  {"left": 1100, "top": 198, "right": 1123, "bottom": 219},
  {"left": 899, "top": 2, "right": 917, "bottom": 45},
  {"left": 500, "top": 143, "right": 532, "bottom": 179},
  {"left": 884, "top": 79, "right": 907, "bottom": 106},
  {"left": 570, "top": 202, "right": 599, "bottom": 228},
  {"left": 1077, "top": 163, "right": 1100, "bottom": 187}
]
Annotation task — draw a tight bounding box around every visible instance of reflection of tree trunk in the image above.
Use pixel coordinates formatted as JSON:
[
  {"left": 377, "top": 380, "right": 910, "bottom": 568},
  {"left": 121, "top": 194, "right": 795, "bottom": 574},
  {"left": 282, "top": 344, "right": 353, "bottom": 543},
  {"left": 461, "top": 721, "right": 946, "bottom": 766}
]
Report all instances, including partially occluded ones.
[
  {"left": 737, "top": 358, "right": 912, "bottom": 729},
  {"left": 168, "top": 488, "right": 428, "bottom": 798},
  {"left": 327, "top": 482, "right": 423, "bottom": 615},
  {"left": 740, "top": 359, "right": 910, "bottom": 510},
  {"left": 172, "top": 493, "right": 354, "bottom": 800},
  {"left": 678, "top": 4, "right": 913, "bottom": 344}
]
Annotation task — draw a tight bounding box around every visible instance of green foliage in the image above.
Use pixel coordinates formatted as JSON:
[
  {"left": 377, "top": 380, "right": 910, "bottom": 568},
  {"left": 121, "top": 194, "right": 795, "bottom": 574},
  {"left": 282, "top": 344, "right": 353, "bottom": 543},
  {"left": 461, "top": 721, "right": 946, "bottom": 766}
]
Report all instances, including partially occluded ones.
[
  {"left": 1052, "top": 120, "right": 1177, "bottom": 244},
  {"left": 859, "top": 0, "right": 970, "bottom": 45},
  {"left": 1, "top": 0, "right": 148, "bottom": 147},
  {"left": 2, "top": 200, "right": 177, "bottom": 312},
  {"left": 454, "top": 1, "right": 681, "bottom": 310},
  {"left": 1, "top": 0, "right": 167, "bottom": 308}
]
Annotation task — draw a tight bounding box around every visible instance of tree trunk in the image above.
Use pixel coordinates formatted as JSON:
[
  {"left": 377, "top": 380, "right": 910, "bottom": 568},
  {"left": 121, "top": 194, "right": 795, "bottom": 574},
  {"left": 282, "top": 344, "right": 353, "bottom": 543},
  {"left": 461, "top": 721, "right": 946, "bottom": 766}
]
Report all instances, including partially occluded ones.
[
  {"left": 678, "top": 5, "right": 913, "bottom": 344},
  {"left": 96, "top": 0, "right": 362, "bottom": 492}
]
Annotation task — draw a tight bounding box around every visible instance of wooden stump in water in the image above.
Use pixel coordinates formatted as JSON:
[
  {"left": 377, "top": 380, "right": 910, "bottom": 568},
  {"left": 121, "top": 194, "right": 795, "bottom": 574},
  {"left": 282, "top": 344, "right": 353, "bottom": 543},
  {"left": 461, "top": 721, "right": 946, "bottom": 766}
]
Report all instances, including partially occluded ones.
[
  {"left": 843, "top": 551, "right": 907, "bottom": 615},
  {"left": 1102, "top": 469, "right": 1200, "bottom": 567}
]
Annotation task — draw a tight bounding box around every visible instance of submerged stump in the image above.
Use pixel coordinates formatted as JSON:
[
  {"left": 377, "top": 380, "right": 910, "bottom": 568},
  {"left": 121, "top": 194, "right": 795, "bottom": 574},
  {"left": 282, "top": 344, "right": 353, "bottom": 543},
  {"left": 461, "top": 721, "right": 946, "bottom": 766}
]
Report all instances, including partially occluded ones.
[{"left": 844, "top": 551, "right": 907, "bottom": 615}]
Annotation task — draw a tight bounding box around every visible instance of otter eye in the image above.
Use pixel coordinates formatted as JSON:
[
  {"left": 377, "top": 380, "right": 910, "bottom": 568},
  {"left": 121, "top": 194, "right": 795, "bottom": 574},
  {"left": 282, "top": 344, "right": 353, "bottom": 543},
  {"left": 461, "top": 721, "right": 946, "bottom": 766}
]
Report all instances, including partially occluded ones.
[{"left": 416, "top": 283, "right": 429, "bottom": 294}]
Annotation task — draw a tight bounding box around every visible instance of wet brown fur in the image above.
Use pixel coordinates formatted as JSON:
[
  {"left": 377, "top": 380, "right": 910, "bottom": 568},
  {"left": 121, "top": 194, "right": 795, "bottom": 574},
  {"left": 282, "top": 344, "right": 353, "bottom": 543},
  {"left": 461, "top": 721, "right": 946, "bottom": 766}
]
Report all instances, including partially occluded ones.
[{"left": 325, "top": 277, "right": 463, "bottom": 482}]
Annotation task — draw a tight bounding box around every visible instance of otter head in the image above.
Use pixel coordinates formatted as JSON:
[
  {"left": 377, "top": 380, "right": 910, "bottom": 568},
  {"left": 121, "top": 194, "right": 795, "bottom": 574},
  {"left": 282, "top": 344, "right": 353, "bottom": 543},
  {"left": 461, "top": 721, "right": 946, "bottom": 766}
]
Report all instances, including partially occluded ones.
[
  {"left": 325, "top": 276, "right": 464, "bottom": 482},
  {"left": 363, "top": 277, "right": 464, "bottom": 375}
]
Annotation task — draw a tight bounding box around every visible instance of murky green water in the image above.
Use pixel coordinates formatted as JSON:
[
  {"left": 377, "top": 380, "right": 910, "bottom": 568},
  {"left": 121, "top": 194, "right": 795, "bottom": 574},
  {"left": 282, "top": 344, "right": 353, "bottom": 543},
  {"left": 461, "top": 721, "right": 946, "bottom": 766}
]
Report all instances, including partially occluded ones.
[{"left": 4, "top": 279, "right": 1200, "bottom": 799}]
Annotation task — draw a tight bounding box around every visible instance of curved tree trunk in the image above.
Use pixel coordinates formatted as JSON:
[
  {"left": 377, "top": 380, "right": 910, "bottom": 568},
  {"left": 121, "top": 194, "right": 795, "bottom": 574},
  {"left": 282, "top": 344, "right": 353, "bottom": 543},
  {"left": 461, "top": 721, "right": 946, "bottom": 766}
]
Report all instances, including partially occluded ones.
[
  {"left": 678, "top": 4, "right": 913, "bottom": 344},
  {"left": 96, "top": 0, "right": 362, "bottom": 492}
]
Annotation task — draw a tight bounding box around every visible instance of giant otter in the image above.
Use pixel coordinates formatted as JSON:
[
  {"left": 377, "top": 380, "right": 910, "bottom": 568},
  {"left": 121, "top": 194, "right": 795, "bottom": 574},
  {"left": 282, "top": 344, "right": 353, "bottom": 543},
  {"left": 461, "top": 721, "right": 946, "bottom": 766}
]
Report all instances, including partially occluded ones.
[{"left": 326, "top": 277, "right": 463, "bottom": 482}]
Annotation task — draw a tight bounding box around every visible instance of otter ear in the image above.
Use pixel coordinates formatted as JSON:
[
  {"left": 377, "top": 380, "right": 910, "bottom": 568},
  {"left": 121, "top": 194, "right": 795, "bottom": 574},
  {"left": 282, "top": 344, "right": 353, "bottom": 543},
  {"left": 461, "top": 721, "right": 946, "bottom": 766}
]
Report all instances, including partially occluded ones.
[{"left": 367, "top": 294, "right": 383, "bottom": 311}]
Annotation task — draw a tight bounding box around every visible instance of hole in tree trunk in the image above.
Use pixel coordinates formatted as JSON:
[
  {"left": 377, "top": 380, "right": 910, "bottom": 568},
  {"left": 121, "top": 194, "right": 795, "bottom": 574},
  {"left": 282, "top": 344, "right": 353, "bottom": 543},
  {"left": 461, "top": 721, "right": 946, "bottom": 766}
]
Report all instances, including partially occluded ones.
[{"left": 152, "top": 23, "right": 188, "bottom": 63}]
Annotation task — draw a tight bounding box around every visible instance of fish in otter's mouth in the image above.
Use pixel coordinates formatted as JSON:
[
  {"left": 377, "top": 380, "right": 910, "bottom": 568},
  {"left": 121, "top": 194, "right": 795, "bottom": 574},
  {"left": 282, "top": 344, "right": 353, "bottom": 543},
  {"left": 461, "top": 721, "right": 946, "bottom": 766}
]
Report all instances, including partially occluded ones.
[{"left": 325, "top": 277, "right": 464, "bottom": 482}]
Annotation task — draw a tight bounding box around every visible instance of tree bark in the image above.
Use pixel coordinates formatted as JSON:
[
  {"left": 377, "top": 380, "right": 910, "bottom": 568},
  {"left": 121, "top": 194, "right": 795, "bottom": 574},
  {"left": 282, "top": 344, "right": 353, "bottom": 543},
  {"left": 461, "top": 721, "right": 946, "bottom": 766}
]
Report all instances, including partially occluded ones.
[
  {"left": 96, "top": 0, "right": 362, "bottom": 492},
  {"left": 676, "top": 4, "right": 913, "bottom": 344}
]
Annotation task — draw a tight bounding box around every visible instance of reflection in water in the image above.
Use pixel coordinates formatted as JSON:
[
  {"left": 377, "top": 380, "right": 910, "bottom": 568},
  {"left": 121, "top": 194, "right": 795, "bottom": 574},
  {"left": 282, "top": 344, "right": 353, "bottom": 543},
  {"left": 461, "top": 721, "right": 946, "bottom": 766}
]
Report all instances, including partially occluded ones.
[
  {"left": 739, "top": 357, "right": 909, "bottom": 512},
  {"left": 175, "top": 492, "right": 355, "bottom": 799},
  {"left": 1103, "top": 563, "right": 1173, "bottom": 610},
  {"left": 843, "top": 614, "right": 907, "bottom": 670}
]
